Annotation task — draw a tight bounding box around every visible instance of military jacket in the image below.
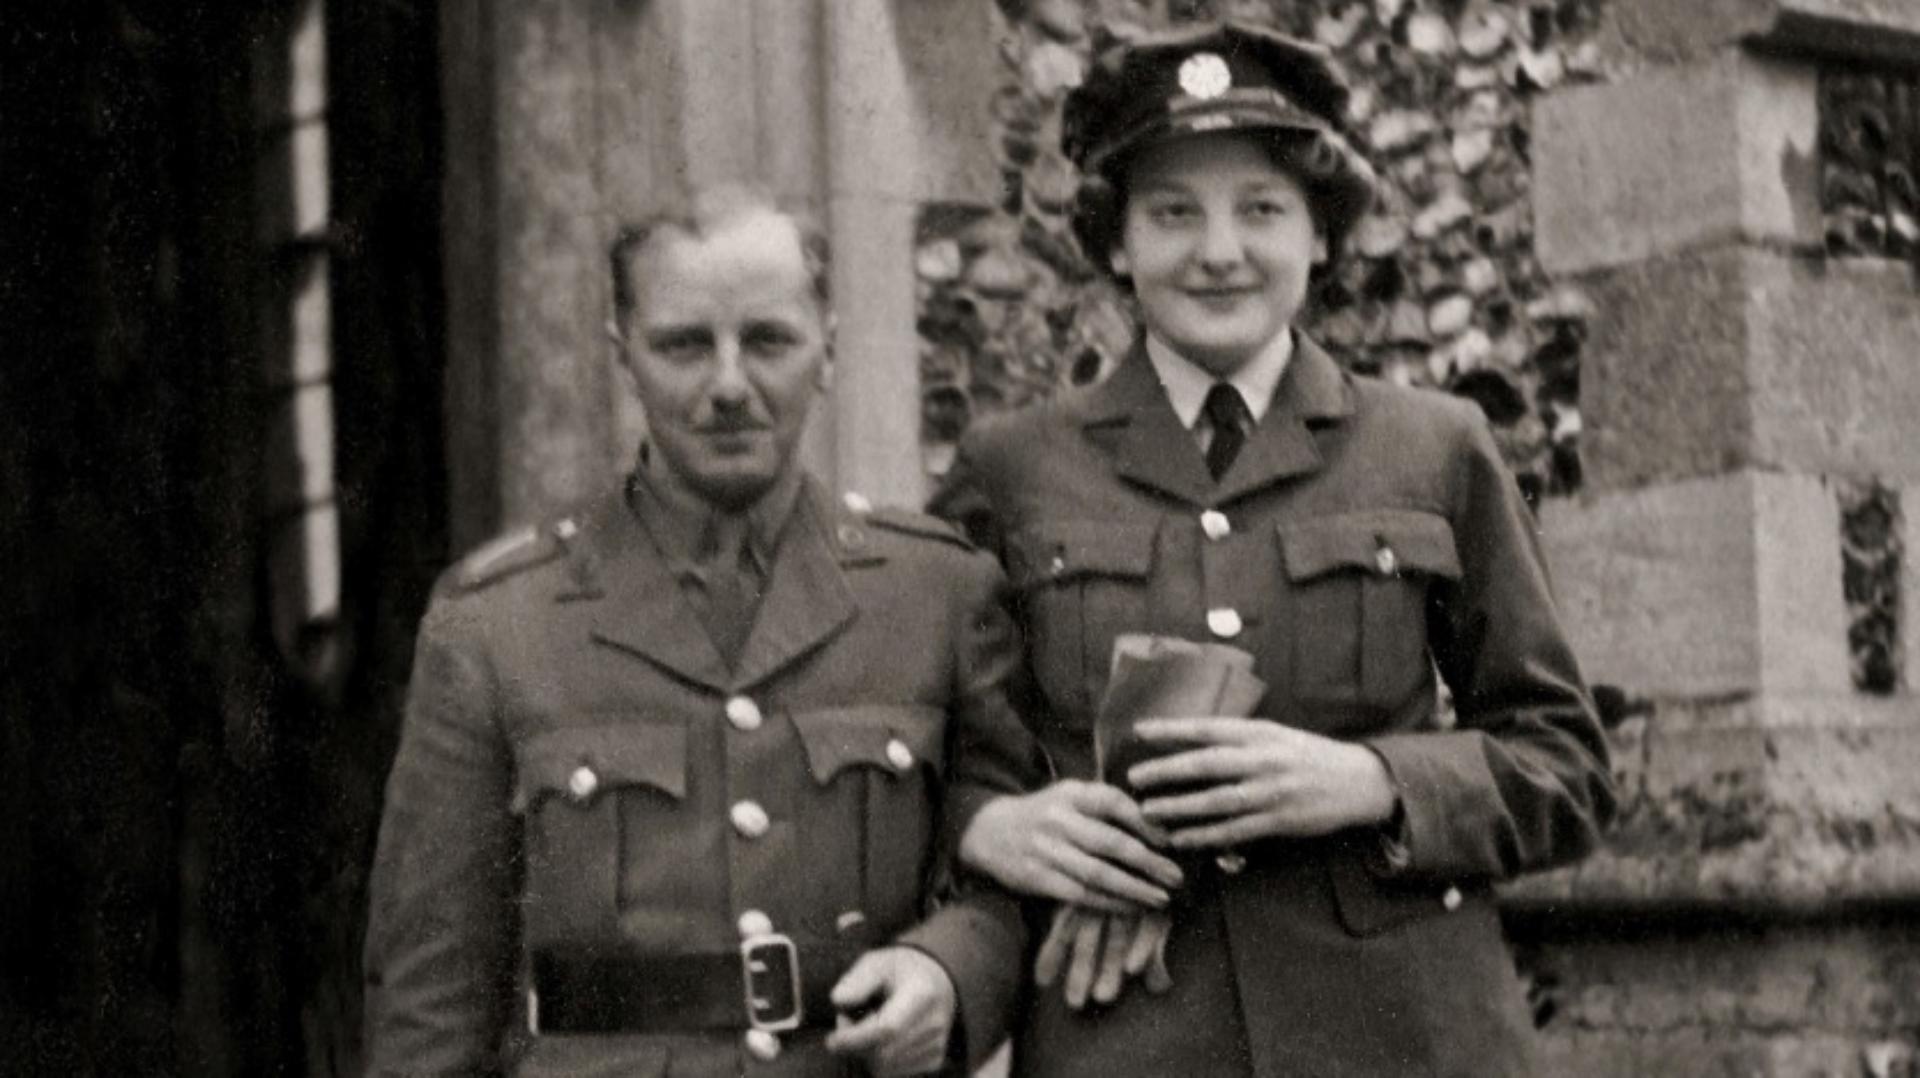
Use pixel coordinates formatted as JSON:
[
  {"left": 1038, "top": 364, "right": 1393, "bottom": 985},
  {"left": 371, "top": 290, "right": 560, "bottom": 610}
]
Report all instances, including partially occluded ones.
[
  {"left": 931, "top": 337, "right": 1617, "bottom": 1078},
  {"left": 364, "top": 479, "right": 1043, "bottom": 1077}
]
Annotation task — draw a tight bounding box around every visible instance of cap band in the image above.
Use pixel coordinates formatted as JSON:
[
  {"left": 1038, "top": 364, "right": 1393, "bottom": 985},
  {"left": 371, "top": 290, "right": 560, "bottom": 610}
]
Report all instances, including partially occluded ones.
[{"left": 1085, "top": 87, "right": 1332, "bottom": 171}]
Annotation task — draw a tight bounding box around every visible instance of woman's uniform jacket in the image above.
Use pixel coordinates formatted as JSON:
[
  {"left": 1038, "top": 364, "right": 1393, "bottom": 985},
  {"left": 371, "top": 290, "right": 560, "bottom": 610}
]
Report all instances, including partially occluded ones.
[
  {"left": 931, "top": 336, "right": 1617, "bottom": 1078},
  {"left": 364, "top": 480, "right": 1044, "bottom": 1077}
]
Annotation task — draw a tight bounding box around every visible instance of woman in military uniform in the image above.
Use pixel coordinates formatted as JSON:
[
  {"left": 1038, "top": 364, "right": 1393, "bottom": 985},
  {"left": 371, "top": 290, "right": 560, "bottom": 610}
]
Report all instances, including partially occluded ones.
[{"left": 935, "top": 22, "right": 1617, "bottom": 1078}]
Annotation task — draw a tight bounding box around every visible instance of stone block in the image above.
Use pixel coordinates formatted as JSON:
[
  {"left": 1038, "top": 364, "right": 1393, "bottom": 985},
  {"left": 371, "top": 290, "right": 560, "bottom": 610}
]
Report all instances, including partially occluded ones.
[
  {"left": 1504, "top": 694, "right": 1920, "bottom": 913},
  {"left": 827, "top": 0, "right": 998, "bottom": 204},
  {"left": 1523, "top": 919, "right": 1920, "bottom": 1077},
  {"left": 1534, "top": 52, "right": 1819, "bottom": 275},
  {"left": 1541, "top": 472, "right": 1851, "bottom": 698},
  {"left": 825, "top": 193, "right": 926, "bottom": 507},
  {"left": 1577, "top": 248, "right": 1920, "bottom": 490},
  {"left": 1904, "top": 484, "right": 1920, "bottom": 695},
  {"left": 1605, "top": 0, "right": 1920, "bottom": 68}
]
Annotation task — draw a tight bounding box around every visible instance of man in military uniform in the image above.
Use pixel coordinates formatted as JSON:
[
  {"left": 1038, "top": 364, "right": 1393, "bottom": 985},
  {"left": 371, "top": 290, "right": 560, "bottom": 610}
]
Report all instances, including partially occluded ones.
[{"left": 364, "top": 186, "right": 1042, "bottom": 1077}]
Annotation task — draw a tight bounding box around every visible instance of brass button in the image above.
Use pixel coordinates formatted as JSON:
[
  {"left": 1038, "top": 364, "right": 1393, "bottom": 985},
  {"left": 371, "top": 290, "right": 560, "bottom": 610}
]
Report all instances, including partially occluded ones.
[
  {"left": 553, "top": 517, "right": 579, "bottom": 541},
  {"left": 725, "top": 696, "right": 763, "bottom": 732},
  {"left": 731, "top": 800, "right": 771, "bottom": 839},
  {"left": 1200, "top": 510, "right": 1231, "bottom": 541},
  {"left": 1049, "top": 554, "right": 1067, "bottom": 576},
  {"left": 1215, "top": 852, "right": 1248, "bottom": 875},
  {"left": 1375, "top": 544, "right": 1398, "bottom": 576},
  {"left": 567, "top": 765, "right": 599, "bottom": 800},
  {"left": 842, "top": 490, "right": 873, "bottom": 514},
  {"left": 1442, "top": 885, "right": 1463, "bottom": 912},
  {"left": 836, "top": 910, "right": 868, "bottom": 935},
  {"left": 743, "top": 1028, "right": 782, "bottom": 1061},
  {"left": 885, "top": 738, "right": 915, "bottom": 772},
  {"left": 1206, "top": 608, "right": 1243, "bottom": 639},
  {"left": 738, "top": 909, "right": 774, "bottom": 939}
]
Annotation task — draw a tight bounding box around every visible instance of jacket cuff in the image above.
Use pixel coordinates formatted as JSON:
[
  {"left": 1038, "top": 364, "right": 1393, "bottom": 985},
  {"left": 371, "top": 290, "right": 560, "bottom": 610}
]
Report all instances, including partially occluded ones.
[
  {"left": 893, "top": 892, "right": 1024, "bottom": 1073},
  {"left": 1365, "top": 730, "right": 1506, "bottom": 879}
]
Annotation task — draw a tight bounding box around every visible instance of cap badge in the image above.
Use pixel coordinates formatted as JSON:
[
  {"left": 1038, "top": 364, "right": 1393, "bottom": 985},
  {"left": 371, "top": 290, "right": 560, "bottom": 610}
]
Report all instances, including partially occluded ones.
[{"left": 1178, "top": 53, "right": 1233, "bottom": 100}]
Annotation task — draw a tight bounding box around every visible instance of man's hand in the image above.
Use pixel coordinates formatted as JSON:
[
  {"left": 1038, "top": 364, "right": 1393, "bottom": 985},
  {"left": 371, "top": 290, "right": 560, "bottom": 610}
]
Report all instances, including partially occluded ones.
[
  {"left": 826, "top": 947, "right": 958, "bottom": 1077},
  {"left": 959, "top": 781, "right": 1185, "bottom": 912},
  {"left": 1129, "top": 718, "right": 1398, "bottom": 848},
  {"left": 1033, "top": 905, "right": 1174, "bottom": 1009}
]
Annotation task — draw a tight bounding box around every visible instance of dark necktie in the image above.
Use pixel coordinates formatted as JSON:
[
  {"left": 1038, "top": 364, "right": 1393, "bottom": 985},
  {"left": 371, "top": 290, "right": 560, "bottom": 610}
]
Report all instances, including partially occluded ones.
[
  {"left": 698, "top": 519, "right": 762, "bottom": 667},
  {"left": 1202, "top": 383, "right": 1252, "bottom": 480}
]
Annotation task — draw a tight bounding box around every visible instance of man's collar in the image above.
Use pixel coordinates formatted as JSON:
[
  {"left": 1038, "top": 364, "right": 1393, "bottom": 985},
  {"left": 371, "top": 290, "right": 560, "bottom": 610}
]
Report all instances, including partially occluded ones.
[
  {"left": 626, "top": 448, "right": 806, "bottom": 573},
  {"left": 1143, "top": 328, "right": 1295, "bottom": 429}
]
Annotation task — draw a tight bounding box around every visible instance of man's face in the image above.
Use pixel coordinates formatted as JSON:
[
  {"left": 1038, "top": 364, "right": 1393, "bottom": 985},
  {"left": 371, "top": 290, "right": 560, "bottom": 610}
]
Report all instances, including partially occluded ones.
[
  {"left": 1114, "top": 132, "right": 1326, "bottom": 378},
  {"left": 618, "top": 210, "right": 828, "bottom": 509}
]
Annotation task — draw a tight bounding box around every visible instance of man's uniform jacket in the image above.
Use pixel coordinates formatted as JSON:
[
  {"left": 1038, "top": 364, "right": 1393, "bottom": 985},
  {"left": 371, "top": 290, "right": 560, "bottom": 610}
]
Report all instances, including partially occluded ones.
[
  {"left": 931, "top": 337, "right": 1617, "bottom": 1078},
  {"left": 364, "top": 479, "right": 1043, "bottom": 1077}
]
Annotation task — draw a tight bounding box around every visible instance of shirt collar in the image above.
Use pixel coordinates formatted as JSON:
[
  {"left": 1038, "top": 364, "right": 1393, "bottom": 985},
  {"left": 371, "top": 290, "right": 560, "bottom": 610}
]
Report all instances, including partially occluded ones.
[
  {"left": 1143, "top": 328, "right": 1295, "bottom": 429},
  {"left": 626, "top": 446, "right": 806, "bottom": 575}
]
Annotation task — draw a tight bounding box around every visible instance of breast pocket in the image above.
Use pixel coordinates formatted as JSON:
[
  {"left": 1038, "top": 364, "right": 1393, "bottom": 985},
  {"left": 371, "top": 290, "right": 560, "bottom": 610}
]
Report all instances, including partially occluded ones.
[
  {"left": 1007, "top": 520, "right": 1159, "bottom": 725},
  {"left": 790, "top": 705, "right": 947, "bottom": 930},
  {"left": 1277, "top": 510, "right": 1460, "bottom": 708},
  {"left": 512, "top": 724, "right": 687, "bottom": 944}
]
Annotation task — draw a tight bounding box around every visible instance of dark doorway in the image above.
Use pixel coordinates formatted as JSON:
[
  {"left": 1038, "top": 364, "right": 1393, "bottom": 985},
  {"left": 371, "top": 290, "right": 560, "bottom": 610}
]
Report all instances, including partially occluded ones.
[{"left": 1, "top": 1, "right": 447, "bottom": 1073}]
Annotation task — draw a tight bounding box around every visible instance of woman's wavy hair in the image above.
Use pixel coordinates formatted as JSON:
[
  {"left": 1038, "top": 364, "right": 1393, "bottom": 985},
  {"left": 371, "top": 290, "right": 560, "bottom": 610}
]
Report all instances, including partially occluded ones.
[{"left": 1069, "top": 126, "right": 1376, "bottom": 292}]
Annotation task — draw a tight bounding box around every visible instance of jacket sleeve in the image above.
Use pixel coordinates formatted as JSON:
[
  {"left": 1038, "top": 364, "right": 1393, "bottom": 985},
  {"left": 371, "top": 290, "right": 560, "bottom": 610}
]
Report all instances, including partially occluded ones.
[
  {"left": 895, "top": 542, "right": 1043, "bottom": 1072},
  {"left": 1366, "top": 408, "right": 1618, "bottom": 883},
  {"left": 364, "top": 592, "right": 518, "bottom": 1077}
]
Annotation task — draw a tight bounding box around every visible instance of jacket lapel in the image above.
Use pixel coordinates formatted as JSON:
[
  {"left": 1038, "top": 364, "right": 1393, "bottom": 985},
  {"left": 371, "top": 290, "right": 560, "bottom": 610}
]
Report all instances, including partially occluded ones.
[
  {"left": 1212, "top": 334, "right": 1355, "bottom": 504},
  {"left": 729, "top": 485, "right": 858, "bottom": 691},
  {"left": 582, "top": 490, "right": 734, "bottom": 693},
  {"left": 1082, "top": 343, "right": 1216, "bottom": 506}
]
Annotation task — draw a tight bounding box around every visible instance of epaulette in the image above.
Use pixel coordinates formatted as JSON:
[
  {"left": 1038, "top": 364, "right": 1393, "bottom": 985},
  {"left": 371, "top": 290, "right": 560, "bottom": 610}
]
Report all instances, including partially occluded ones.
[
  {"left": 451, "top": 518, "right": 576, "bottom": 592},
  {"left": 839, "top": 491, "right": 974, "bottom": 551}
]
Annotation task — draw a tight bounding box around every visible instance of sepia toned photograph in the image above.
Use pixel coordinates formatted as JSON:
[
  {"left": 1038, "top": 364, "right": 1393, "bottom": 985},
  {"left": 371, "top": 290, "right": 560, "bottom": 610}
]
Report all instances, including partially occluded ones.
[{"left": 4, "top": 1, "right": 1917, "bottom": 1075}]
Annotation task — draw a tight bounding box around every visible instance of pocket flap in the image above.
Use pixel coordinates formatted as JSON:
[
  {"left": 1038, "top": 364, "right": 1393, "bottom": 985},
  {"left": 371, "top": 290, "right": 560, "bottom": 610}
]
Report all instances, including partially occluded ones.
[
  {"left": 513, "top": 723, "right": 687, "bottom": 813},
  {"left": 1326, "top": 849, "right": 1455, "bottom": 937},
  {"left": 1008, "top": 520, "right": 1157, "bottom": 588},
  {"left": 790, "top": 705, "right": 946, "bottom": 785},
  {"left": 1278, "top": 510, "right": 1461, "bottom": 583}
]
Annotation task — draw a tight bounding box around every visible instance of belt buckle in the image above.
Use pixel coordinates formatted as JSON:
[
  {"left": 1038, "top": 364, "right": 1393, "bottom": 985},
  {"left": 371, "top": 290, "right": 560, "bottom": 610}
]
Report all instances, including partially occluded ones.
[{"left": 740, "top": 933, "right": 803, "bottom": 1032}]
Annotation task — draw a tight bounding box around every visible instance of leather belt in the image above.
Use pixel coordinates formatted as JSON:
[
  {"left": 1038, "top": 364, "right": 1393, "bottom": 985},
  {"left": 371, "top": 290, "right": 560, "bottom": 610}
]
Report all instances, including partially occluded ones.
[{"left": 529, "top": 937, "right": 866, "bottom": 1036}]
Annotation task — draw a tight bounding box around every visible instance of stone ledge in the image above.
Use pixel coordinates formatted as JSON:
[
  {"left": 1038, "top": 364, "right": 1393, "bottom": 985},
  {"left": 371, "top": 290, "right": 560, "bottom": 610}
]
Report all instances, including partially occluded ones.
[
  {"left": 1607, "top": 0, "right": 1920, "bottom": 68},
  {"left": 1542, "top": 472, "right": 1851, "bottom": 698},
  {"left": 1503, "top": 696, "right": 1920, "bottom": 915},
  {"left": 1576, "top": 248, "right": 1920, "bottom": 490}
]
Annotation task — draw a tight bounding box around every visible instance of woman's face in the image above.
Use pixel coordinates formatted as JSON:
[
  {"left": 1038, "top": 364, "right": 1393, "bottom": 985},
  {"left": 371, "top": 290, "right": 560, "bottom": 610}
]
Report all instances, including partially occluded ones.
[{"left": 1113, "top": 133, "right": 1326, "bottom": 378}]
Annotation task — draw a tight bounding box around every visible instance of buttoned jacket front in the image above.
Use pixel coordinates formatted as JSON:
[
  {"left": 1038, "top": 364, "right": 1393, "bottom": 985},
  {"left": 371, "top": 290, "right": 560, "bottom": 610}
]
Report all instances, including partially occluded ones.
[
  {"left": 364, "top": 480, "right": 1043, "bottom": 1078},
  {"left": 932, "top": 337, "right": 1617, "bottom": 1078}
]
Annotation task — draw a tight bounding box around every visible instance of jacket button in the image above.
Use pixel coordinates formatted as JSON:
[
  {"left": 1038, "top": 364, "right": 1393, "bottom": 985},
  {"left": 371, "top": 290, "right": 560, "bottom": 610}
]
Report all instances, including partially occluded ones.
[
  {"left": 842, "top": 490, "right": 873, "bottom": 515},
  {"left": 1049, "top": 554, "right": 1067, "bottom": 576},
  {"left": 567, "top": 765, "right": 598, "bottom": 800},
  {"left": 1215, "top": 852, "right": 1248, "bottom": 875},
  {"left": 1200, "top": 510, "right": 1231, "bottom": 541},
  {"left": 836, "top": 910, "right": 868, "bottom": 935},
  {"left": 1442, "top": 885, "right": 1463, "bottom": 912},
  {"left": 738, "top": 909, "right": 774, "bottom": 939},
  {"left": 731, "top": 801, "right": 771, "bottom": 839},
  {"left": 725, "top": 696, "right": 763, "bottom": 731},
  {"left": 553, "top": 517, "right": 579, "bottom": 541},
  {"left": 744, "top": 1029, "right": 782, "bottom": 1062},
  {"left": 885, "top": 738, "right": 915, "bottom": 772},
  {"left": 1375, "top": 544, "right": 1398, "bottom": 576},
  {"left": 1206, "top": 608, "right": 1243, "bottom": 638}
]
